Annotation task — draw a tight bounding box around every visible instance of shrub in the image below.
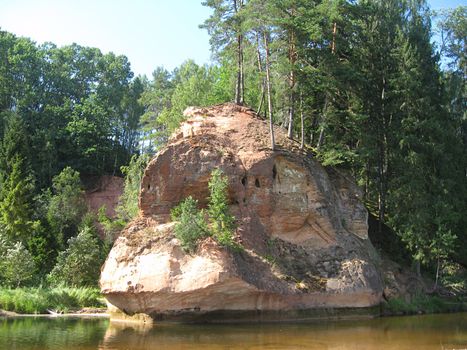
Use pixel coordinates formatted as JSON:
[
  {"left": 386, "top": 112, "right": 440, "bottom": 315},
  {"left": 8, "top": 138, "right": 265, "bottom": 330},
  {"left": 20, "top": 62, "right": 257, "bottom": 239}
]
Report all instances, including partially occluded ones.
[
  {"left": 97, "top": 205, "right": 126, "bottom": 245},
  {"left": 47, "top": 225, "right": 102, "bottom": 287},
  {"left": 171, "top": 196, "right": 210, "bottom": 253},
  {"left": 385, "top": 294, "right": 450, "bottom": 315},
  {"left": 171, "top": 169, "right": 238, "bottom": 252},
  {"left": 117, "top": 154, "right": 149, "bottom": 221},
  {"left": 1, "top": 241, "right": 35, "bottom": 287},
  {"left": 208, "top": 169, "right": 236, "bottom": 248}
]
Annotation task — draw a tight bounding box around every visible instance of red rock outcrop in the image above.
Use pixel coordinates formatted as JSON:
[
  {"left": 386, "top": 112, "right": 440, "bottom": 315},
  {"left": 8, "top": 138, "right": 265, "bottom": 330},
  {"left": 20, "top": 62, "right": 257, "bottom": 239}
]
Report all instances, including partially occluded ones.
[
  {"left": 84, "top": 175, "right": 124, "bottom": 217},
  {"left": 100, "top": 103, "right": 383, "bottom": 322}
]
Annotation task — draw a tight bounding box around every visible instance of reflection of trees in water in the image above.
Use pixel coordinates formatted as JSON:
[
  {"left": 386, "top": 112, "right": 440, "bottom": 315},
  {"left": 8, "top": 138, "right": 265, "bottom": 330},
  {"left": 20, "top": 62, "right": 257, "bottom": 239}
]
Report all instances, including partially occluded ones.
[
  {"left": 0, "top": 317, "right": 108, "bottom": 350},
  {"left": 1, "top": 313, "right": 466, "bottom": 349}
]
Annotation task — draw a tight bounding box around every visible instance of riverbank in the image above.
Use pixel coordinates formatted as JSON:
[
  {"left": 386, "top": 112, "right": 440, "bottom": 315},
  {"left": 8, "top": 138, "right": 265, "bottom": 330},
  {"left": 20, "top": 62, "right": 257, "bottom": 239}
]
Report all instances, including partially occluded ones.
[
  {"left": 1, "top": 286, "right": 465, "bottom": 320},
  {"left": 0, "top": 286, "right": 106, "bottom": 314},
  {"left": 381, "top": 294, "right": 467, "bottom": 316}
]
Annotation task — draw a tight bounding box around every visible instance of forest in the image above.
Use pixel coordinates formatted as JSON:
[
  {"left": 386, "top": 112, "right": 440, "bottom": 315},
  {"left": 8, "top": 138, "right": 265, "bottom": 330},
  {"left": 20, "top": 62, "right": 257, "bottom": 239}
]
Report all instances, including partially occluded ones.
[{"left": 0, "top": 0, "right": 465, "bottom": 294}]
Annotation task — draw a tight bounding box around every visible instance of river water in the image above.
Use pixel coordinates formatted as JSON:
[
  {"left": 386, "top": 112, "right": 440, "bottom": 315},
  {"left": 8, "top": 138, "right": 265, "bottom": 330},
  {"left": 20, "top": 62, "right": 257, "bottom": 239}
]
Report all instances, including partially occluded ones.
[{"left": 1, "top": 313, "right": 466, "bottom": 349}]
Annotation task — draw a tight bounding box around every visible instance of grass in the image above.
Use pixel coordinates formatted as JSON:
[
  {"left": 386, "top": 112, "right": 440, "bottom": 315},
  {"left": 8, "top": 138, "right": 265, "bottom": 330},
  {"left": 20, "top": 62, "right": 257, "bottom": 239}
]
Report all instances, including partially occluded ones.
[
  {"left": 383, "top": 293, "right": 466, "bottom": 315},
  {"left": 0, "top": 286, "right": 106, "bottom": 314}
]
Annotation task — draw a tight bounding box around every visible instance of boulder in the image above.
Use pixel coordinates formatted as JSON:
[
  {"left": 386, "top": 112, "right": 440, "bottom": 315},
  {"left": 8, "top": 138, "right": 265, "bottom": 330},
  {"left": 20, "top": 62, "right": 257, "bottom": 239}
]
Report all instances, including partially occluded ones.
[{"left": 100, "top": 103, "right": 383, "bottom": 322}]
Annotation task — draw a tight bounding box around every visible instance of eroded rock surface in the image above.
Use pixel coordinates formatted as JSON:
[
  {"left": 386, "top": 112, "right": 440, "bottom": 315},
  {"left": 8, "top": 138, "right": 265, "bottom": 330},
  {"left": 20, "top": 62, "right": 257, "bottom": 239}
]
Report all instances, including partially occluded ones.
[
  {"left": 100, "top": 103, "right": 383, "bottom": 321},
  {"left": 85, "top": 175, "right": 124, "bottom": 218}
]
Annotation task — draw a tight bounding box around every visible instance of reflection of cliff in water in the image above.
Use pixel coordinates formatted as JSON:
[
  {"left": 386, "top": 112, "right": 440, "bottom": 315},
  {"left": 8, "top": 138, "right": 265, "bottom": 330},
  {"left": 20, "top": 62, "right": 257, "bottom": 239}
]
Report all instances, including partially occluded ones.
[{"left": 101, "top": 313, "right": 467, "bottom": 350}]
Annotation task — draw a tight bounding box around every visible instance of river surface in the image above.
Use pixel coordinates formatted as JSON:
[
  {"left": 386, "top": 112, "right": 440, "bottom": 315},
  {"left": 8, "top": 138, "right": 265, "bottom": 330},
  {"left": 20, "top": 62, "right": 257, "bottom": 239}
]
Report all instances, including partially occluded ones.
[{"left": 1, "top": 313, "right": 466, "bottom": 350}]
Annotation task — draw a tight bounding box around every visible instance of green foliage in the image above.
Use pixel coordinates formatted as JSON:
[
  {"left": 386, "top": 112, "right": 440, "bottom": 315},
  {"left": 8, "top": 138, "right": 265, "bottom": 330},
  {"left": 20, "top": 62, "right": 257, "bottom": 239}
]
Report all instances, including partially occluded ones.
[
  {"left": 0, "top": 2, "right": 465, "bottom": 291},
  {"left": 117, "top": 154, "right": 149, "bottom": 221},
  {"left": 97, "top": 153, "right": 149, "bottom": 245},
  {"left": 47, "top": 167, "right": 87, "bottom": 248},
  {"left": 208, "top": 169, "right": 236, "bottom": 247},
  {"left": 171, "top": 169, "right": 237, "bottom": 253},
  {"left": 171, "top": 196, "right": 210, "bottom": 253},
  {"left": 0, "top": 286, "right": 105, "bottom": 314},
  {"left": 47, "top": 225, "right": 103, "bottom": 287},
  {"left": 0, "top": 155, "right": 40, "bottom": 244},
  {"left": 0, "top": 113, "right": 30, "bottom": 175},
  {"left": 139, "top": 61, "right": 228, "bottom": 150},
  {"left": 0, "top": 31, "right": 141, "bottom": 182},
  {"left": 97, "top": 205, "right": 126, "bottom": 245},
  {"left": 0, "top": 241, "right": 36, "bottom": 288},
  {"left": 441, "top": 262, "right": 467, "bottom": 295},
  {"left": 385, "top": 294, "right": 451, "bottom": 315},
  {"left": 436, "top": 6, "right": 466, "bottom": 72}
]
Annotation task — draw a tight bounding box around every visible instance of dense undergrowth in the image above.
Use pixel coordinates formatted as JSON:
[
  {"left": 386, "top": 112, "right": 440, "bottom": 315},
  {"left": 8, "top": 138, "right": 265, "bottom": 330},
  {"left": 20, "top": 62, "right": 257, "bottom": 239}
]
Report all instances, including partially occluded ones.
[
  {"left": 383, "top": 294, "right": 467, "bottom": 315},
  {"left": 0, "top": 286, "right": 105, "bottom": 314}
]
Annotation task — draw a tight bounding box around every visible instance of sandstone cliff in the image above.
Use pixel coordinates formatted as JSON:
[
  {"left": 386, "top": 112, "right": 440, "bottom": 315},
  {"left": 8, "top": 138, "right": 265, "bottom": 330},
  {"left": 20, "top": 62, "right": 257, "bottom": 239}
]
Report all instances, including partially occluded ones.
[
  {"left": 100, "top": 103, "right": 383, "bottom": 322},
  {"left": 84, "top": 175, "right": 124, "bottom": 218}
]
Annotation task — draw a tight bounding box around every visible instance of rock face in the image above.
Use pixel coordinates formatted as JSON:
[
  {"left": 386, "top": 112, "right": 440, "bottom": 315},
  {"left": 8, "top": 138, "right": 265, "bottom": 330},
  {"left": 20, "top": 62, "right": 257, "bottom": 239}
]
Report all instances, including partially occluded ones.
[
  {"left": 100, "top": 103, "right": 383, "bottom": 322},
  {"left": 85, "top": 175, "right": 124, "bottom": 218}
]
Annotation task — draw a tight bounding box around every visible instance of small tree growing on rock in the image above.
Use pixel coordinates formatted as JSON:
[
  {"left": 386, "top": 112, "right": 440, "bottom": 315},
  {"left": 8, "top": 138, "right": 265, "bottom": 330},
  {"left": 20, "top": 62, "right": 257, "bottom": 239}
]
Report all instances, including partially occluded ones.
[
  {"left": 171, "top": 196, "right": 210, "bottom": 253},
  {"left": 208, "top": 168, "right": 236, "bottom": 247},
  {"left": 171, "top": 168, "right": 237, "bottom": 252}
]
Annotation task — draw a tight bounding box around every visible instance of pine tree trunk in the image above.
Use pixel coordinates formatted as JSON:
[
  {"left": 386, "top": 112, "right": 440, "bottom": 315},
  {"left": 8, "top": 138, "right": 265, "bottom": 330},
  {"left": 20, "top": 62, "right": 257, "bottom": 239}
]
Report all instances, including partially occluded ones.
[
  {"left": 257, "top": 86, "right": 265, "bottom": 116},
  {"left": 239, "top": 33, "right": 245, "bottom": 104},
  {"left": 256, "top": 33, "right": 265, "bottom": 116},
  {"left": 317, "top": 22, "right": 337, "bottom": 150},
  {"left": 434, "top": 256, "right": 440, "bottom": 291},
  {"left": 365, "top": 160, "right": 370, "bottom": 201},
  {"left": 287, "top": 89, "right": 295, "bottom": 139},
  {"left": 316, "top": 96, "right": 329, "bottom": 149},
  {"left": 378, "top": 77, "right": 387, "bottom": 235},
  {"left": 234, "top": 0, "right": 244, "bottom": 105},
  {"left": 300, "top": 92, "right": 304, "bottom": 150},
  {"left": 235, "top": 33, "right": 243, "bottom": 105},
  {"left": 287, "top": 30, "right": 296, "bottom": 139},
  {"left": 264, "top": 31, "right": 275, "bottom": 151},
  {"left": 331, "top": 22, "right": 337, "bottom": 54}
]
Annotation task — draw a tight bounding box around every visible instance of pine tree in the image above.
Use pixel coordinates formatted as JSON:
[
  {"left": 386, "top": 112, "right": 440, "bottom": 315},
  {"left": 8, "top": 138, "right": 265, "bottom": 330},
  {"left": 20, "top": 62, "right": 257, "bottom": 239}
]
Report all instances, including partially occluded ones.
[
  {"left": 202, "top": 0, "right": 247, "bottom": 104},
  {"left": 0, "top": 155, "right": 39, "bottom": 244}
]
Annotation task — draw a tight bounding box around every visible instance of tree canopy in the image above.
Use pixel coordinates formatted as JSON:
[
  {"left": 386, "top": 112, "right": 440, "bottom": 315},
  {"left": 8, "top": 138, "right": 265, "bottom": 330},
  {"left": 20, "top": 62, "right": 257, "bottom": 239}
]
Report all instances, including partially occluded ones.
[{"left": 0, "top": 1, "right": 465, "bottom": 289}]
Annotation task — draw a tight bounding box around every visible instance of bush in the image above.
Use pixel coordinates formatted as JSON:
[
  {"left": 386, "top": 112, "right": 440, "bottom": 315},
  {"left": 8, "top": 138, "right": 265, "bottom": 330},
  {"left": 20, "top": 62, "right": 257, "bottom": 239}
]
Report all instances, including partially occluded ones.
[
  {"left": 97, "top": 205, "right": 126, "bottom": 246},
  {"left": 171, "top": 168, "right": 238, "bottom": 252},
  {"left": 47, "top": 225, "right": 102, "bottom": 287},
  {"left": 117, "top": 154, "right": 149, "bottom": 221},
  {"left": 0, "top": 240, "right": 35, "bottom": 287},
  {"left": 171, "top": 196, "right": 210, "bottom": 253},
  {"left": 385, "top": 293, "right": 451, "bottom": 315},
  {"left": 208, "top": 169, "right": 236, "bottom": 247}
]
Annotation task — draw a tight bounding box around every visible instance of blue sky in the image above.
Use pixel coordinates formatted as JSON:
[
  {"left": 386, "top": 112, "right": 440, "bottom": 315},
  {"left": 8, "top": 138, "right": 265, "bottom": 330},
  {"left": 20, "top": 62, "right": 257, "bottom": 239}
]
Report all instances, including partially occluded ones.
[{"left": 0, "top": 0, "right": 464, "bottom": 77}]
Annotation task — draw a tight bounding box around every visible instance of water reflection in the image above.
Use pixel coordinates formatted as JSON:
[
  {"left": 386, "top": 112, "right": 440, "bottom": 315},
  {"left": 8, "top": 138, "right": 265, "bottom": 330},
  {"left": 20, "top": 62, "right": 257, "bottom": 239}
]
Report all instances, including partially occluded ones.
[
  {"left": 101, "top": 313, "right": 467, "bottom": 350},
  {"left": 1, "top": 313, "right": 466, "bottom": 350},
  {"left": 0, "top": 316, "right": 108, "bottom": 350}
]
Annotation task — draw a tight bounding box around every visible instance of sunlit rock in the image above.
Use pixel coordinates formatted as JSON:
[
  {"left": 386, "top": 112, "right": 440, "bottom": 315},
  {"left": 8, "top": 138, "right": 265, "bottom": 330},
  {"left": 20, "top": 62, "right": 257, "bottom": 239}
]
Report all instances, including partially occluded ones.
[{"left": 100, "top": 103, "right": 383, "bottom": 322}]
